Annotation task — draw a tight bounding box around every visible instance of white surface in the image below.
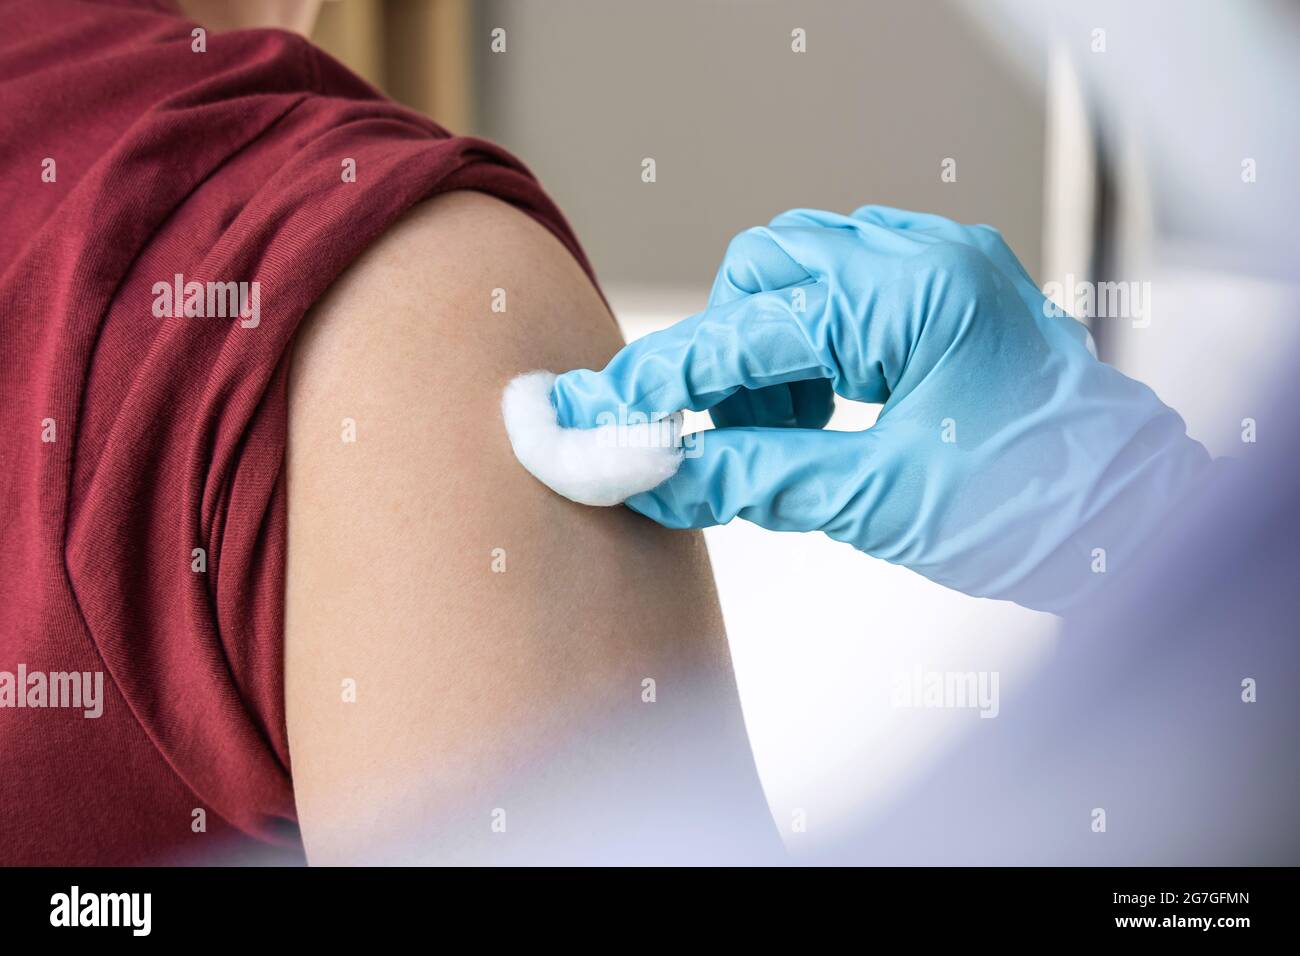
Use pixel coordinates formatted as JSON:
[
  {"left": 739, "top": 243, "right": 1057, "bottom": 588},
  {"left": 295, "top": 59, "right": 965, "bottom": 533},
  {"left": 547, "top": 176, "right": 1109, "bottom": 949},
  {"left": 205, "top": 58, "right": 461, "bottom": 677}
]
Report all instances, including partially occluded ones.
[{"left": 1103, "top": 248, "right": 1300, "bottom": 458}]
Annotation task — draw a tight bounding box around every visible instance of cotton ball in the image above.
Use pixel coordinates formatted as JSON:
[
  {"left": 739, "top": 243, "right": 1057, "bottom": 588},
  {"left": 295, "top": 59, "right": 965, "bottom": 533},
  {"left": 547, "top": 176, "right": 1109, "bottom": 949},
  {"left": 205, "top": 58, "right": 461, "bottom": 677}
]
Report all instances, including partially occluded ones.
[{"left": 501, "top": 370, "right": 684, "bottom": 506}]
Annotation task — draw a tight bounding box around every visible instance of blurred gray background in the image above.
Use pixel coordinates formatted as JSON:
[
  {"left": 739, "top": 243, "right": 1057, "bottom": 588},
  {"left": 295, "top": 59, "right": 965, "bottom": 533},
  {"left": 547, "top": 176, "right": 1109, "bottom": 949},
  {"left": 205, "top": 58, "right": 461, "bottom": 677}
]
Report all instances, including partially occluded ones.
[{"left": 473, "top": 0, "right": 1045, "bottom": 291}]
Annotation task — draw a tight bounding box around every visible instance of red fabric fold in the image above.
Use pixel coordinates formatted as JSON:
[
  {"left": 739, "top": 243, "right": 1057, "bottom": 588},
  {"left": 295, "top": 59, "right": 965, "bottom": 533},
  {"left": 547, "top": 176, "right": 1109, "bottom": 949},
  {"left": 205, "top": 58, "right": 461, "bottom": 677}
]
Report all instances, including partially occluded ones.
[{"left": 0, "top": 0, "right": 594, "bottom": 864}]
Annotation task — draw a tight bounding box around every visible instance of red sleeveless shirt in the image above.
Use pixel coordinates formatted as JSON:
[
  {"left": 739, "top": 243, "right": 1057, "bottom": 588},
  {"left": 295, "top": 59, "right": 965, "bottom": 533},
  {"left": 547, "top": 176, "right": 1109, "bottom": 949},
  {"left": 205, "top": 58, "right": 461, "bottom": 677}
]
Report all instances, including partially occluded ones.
[{"left": 0, "top": 0, "right": 592, "bottom": 864}]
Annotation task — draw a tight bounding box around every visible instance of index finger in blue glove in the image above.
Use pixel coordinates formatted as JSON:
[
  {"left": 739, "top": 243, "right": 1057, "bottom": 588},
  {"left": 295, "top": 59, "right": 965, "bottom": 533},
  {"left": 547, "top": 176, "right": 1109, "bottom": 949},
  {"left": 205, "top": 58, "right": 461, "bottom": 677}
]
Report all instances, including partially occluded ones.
[
  {"left": 553, "top": 217, "right": 950, "bottom": 427},
  {"left": 552, "top": 280, "right": 838, "bottom": 428},
  {"left": 706, "top": 228, "right": 836, "bottom": 430},
  {"left": 708, "top": 227, "right": 811, "bottom": 306}
]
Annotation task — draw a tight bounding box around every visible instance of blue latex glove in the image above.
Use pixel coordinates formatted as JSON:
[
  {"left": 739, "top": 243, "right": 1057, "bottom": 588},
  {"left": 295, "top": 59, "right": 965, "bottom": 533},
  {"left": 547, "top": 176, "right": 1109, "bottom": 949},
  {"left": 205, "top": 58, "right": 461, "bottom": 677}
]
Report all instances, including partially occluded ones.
[{"left": 552, "top": 206, "right": 1212, "bottom": 612}]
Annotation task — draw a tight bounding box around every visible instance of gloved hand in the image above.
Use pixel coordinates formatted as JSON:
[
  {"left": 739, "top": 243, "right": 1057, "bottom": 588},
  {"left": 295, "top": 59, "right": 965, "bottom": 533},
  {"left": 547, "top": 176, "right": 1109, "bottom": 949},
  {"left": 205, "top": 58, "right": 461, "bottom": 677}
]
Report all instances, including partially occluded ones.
[{"left": 552, "top": 206, "right": 1212, "bottom": 612}]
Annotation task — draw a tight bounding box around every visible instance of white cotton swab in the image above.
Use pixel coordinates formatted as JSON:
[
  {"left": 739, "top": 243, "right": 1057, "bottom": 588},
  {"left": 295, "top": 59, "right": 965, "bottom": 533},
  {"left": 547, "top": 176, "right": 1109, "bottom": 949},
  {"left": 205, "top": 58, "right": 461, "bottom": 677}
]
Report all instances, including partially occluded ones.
[{"left": 501, "top": 370, "right": 685, "bottom": 506}]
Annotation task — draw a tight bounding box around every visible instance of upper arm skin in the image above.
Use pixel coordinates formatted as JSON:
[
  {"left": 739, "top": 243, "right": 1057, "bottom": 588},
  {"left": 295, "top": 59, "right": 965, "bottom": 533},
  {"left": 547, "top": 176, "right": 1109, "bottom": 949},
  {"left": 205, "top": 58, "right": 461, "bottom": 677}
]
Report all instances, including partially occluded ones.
[{"left": 284, "top": 191, "right": 780, "bottom": 864}]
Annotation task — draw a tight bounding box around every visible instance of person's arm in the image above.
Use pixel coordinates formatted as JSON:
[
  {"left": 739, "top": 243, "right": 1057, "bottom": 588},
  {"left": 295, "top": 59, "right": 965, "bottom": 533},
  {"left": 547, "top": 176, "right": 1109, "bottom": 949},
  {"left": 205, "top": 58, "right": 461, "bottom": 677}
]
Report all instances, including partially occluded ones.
[{"left": 283, "top": 191, "right": 779, "bottom": 864}]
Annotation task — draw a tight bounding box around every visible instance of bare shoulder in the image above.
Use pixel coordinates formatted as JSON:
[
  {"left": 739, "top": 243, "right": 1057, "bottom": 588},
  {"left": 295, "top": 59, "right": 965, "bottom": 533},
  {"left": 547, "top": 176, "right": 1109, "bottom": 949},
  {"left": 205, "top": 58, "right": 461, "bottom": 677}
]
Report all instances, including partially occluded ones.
[
  {"left": 290, "top": 190, "right": 621, "bottom": 405},
  {"left": 284, "top": 191, "right": 777, "bottom": 864}
]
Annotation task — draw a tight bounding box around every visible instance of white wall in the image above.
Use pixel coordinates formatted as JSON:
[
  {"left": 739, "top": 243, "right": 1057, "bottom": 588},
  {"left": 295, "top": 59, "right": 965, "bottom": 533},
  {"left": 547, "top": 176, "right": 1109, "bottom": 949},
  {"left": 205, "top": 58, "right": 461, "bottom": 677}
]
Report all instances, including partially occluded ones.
[{"left": 475, "top": 0, "right": 1046, "bottom": 286}]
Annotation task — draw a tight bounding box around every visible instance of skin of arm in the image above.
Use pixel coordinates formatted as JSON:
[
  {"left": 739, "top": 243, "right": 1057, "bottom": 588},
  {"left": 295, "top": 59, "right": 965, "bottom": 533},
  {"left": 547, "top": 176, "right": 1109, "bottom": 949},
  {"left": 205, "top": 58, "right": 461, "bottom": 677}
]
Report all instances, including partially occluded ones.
[{"left": 284, "top": 191, "right": 781, "bottom": 864}]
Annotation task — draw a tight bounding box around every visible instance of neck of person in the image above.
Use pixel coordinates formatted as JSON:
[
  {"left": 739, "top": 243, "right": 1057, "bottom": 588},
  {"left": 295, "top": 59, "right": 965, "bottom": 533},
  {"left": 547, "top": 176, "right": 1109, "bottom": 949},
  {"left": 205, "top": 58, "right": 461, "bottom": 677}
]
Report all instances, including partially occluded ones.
[{"left": 173, "top": 0, "right": 322, "bottom": 37}]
